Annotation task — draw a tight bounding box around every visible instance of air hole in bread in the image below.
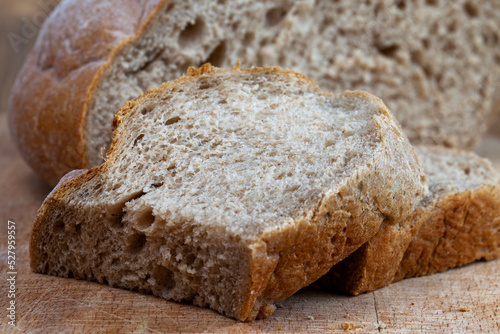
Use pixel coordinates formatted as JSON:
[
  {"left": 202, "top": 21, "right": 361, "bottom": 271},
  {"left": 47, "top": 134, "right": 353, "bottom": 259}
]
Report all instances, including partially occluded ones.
[
  {"left": 152, "top": 266, "right": 175, "bottom": 291},
  {"left": 150, "top": 182, "right": 164, "bottom": 189},
  {"left": 426, "top": 0, "right": 438, "bottom": 6},
  {"left": 134, "top": 134, "right": 145, "bottom": 146},
  {"left": 265, "top": 7, "right": 287, "bottom": 26},
  {"left": 110, "top": 209, "right": 125, "bottom": 228},
  {"left": 185, "top": 253, "right": 196, "bottom": 267},
  {"left": 410, "top": 50, "right": 432, "bottom": 76},
  {"left": 495, "top": 55, "right": 500, "bottom": 65},
  {"left": 243, "top": 31, "right": 254, "bottom": 46},
  {"left": 53, "top": 220, "right": 65, "bottom": 234},
  {"left": 126, "top": 232, "right": 147, "bottom": 253},
  {"left": 482, "top": 32, "right": 499, "bottom": 47},
  {"left": 358, "top": 181, "right": 364, "bottom": 193},
  {"left": 377, "top": 44, "right": 400, "bottom": 58},
  {"left": 395, "top": 0, "right": 406, "bottom": 10},
  {"left": 373, "top": 3, "right": 384, "bottom": 15},
  {"left": 179, "top": 17, "right": 206, "bottom": 47},
  {"left": 60, "top": 242, "right": 69, "bottom": 253},
  {"left": 443, "top": 40, "right": 457, "bottom": 53},
  {"left": 141, "top": 106, "right": 153, "bottom": 115},
  {"left": 464, "top": 167, "right": 471, "bottom": 175},
  {"left": 137, "top": 206, "right": 155, "bottom": 229},
  {"left": 464, "top": 2, "right": 479, "bottom": 18},
  {"left": 205, "top": 41, "right": 227, "bottom": 68},
  {"left": 165, "top": 2, "right": 174, "bottom": 12},
  {"left": 165, "top": 116, "right": 181, "bottom": 125}
]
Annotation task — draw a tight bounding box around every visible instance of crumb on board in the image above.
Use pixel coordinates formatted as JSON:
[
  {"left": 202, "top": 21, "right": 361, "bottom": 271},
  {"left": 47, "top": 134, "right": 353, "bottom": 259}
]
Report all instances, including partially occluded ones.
[
  {"left": 375, "top": 321, "right": 387, "bottom": 330},
  {"left": 345, "top": 314, "right": 349, "bottom": 318},
  {"left": 459, "top": 306, "right": 471, "bottom": 312},
  {"left": 343, "top": 323, "right": 362, "bottom": 331},
  {"left": 307, "top": 316, "right": 315, "bottom": 320}
]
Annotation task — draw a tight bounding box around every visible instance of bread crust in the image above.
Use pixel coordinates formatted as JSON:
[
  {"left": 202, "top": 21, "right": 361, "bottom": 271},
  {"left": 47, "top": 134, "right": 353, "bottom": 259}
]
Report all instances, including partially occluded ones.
[
  {"left": 393, "top": 185, "right": 500, "bottom": 282},
  {"left": 324, "top": 146, "right": 500, "bottom": 295},
  {"left": 30, "top": 65, "right": 427, "bottom": 320},
  {"left": 8, "top": 0, "right": 167, "bottom": 186}
]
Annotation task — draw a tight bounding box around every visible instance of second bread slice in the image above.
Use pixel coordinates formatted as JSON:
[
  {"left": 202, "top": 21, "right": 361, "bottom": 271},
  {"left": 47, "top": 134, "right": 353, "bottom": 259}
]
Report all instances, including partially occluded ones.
[
  {"left": 30, "top": 65, "right": 427, "bottom": 320},
  {"left": 324, "top": 146, "right": 500, "bottom": 295}
]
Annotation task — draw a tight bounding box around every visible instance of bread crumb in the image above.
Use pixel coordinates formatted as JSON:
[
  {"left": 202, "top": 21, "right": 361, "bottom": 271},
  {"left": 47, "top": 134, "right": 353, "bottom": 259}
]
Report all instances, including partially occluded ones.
[
  {"left": 343, "top": 323, "right": 362, "bottom": 331},
  {"left": 375, "top": 321, "right": 387, "bottom": 330},
  {"left": 345, "top": 314, "right": 349, "bottom": 318},
  {"left": 459, "top": 305, "right": 471, "bottom": 312},
  {"left": 307, "top": 316, "right": 315, "bottom": 320}
]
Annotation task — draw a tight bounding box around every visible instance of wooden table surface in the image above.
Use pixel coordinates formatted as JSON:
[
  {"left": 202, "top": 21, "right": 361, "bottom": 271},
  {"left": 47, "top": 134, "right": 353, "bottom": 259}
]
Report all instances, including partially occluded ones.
[{"left": 0, "top": 110, "right": 499, "bottom": 333}]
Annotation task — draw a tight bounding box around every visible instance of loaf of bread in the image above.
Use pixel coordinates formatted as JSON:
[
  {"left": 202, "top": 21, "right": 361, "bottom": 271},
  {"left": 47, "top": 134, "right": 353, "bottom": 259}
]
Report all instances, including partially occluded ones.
[
  {"left": 323, "top": 146, "right": 500, "bottom": 295},
  {"left": 9, "top": 0, "right": 500, "bottom": 185},
  {"left": 29, "top": 65, "right": 428, "bottom": 321}
]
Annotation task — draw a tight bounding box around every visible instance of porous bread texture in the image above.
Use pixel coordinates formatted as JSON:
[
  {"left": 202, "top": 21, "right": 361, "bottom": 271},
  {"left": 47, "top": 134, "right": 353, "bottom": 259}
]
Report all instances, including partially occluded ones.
[
  {"left": 323, "top": 146, "right": 500, "bottom": 295},
  {"left": 30, "top": 65, "right": 428, "bottom": 321},
  {"left": 9, "top": 0, "right": 500, "bottom": 186}
]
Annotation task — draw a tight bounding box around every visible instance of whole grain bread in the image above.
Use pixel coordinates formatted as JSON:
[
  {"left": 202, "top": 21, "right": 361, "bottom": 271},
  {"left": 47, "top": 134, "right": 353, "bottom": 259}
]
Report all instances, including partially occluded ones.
[
  {"left": 9, "top": 0, "right": 500, "bottom": 185},
  {"left": 323, "top": 146, "right": 500, "bottom": 295},
  {"left": 29, "top": 65, "right": 427, "bottom": 321}
]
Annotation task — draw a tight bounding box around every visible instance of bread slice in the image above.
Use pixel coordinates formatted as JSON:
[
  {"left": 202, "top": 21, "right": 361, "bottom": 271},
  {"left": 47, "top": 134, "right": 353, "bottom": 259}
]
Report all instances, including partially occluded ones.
[
  {"left": 9, "top": 0, "right": 500, "bottom": 185},
  {"left": 323, "top": 146, "right": 500, "bottom": 295},
  {"left": 29, "top": 65, "right": 428, "bottom": 321}
]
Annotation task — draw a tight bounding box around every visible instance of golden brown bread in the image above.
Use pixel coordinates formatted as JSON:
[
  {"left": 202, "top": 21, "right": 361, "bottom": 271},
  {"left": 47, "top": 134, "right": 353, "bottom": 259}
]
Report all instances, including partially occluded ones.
[{"left": 30, "top": 65, "right": 428, "bottom": 320}]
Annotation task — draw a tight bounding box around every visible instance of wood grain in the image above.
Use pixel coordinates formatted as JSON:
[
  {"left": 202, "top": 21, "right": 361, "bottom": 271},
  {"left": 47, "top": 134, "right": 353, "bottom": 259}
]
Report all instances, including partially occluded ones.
[{"left": 1, "top": 111, "right": 499, "bottom": 333}]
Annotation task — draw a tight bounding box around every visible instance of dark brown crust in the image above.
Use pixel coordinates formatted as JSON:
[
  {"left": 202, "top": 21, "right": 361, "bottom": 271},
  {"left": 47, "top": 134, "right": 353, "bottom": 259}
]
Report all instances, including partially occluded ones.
[
  {"left": 323, "top": 218, "right": 416, "bottom": 295},
  {"left": 8, "top": 0, "right": 167, "bottom": 186},
  {"left": 393, "top": 185, "right": 500, "bottom": 282},
  {"left": 30, "top": 65, "right": 427, "bottom": 321}
]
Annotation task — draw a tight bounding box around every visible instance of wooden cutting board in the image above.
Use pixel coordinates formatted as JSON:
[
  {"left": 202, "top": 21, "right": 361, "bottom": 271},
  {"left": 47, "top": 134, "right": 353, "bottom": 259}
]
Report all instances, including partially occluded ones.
[{"left": 1, "top": 112, "right": 499, "bottom": 333}]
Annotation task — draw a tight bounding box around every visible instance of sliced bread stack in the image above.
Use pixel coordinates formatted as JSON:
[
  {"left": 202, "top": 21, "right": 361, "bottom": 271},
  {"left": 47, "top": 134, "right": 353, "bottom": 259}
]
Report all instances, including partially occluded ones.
[
  {"left": 323, "top": 146, "right": 500, "bottom": 295},
  {"left": 9, "top": 0, "right": 500, "bottom": 186},
  {"left": 29, "top": 65, "right": 428, "bottom": 321}
]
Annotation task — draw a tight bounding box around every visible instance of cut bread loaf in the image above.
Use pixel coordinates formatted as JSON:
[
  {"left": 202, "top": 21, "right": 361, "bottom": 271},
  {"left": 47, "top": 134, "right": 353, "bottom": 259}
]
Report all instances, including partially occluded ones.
[
  {"left": 29, "top": 65, "right": 428, "bottom": 321},
  {"left": 323, "top": 146, "right": 500, "bottom": 295},
  {"left": 9, "top": 0, "right": 500, "bottom": 185}
]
